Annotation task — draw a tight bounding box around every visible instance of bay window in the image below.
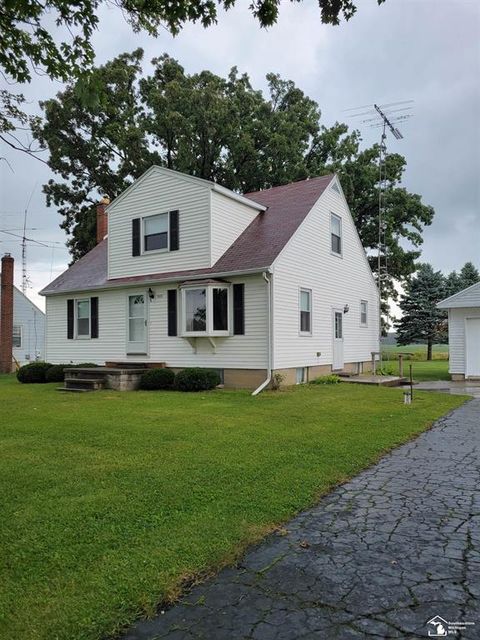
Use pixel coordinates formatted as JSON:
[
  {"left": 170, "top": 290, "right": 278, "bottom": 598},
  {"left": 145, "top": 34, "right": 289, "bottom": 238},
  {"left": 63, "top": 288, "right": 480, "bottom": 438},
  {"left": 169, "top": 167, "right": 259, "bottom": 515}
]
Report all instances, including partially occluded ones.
[{"left": 182, "top": 284, "right": 230, "bottom": 336}]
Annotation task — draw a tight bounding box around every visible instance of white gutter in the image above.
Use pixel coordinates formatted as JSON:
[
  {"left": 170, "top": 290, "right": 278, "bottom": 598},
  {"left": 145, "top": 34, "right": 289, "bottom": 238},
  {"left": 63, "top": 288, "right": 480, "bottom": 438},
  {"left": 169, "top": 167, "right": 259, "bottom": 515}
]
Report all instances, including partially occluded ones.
[{"left": 252, "top": 269, "right": 273, "bottom": 396}]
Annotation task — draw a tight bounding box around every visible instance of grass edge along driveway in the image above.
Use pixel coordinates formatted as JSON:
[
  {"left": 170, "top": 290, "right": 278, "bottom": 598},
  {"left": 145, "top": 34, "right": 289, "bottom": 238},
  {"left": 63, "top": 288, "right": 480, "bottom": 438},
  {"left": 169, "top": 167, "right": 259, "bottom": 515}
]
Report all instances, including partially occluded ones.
[{"left": 0, "top": 376, "right": 467, "bottom": 640}]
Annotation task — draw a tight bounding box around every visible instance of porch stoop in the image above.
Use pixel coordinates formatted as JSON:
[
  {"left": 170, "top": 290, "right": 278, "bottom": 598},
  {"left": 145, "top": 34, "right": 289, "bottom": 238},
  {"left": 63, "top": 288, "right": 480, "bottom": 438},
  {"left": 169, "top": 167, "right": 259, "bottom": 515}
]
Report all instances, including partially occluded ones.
[{"left": 60, "top": 367, "right": 147, "bottom": 392}]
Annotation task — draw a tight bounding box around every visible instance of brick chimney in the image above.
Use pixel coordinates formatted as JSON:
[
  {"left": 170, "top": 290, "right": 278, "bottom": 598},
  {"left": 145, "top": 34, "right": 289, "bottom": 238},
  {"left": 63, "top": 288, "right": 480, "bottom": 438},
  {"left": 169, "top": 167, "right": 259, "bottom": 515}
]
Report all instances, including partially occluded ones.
[
  {"left": 96, "top": 196, "right": 110, "bottom": 244},
  {"left": 0, "top": 253, "right": 14, "bottom": 373}
]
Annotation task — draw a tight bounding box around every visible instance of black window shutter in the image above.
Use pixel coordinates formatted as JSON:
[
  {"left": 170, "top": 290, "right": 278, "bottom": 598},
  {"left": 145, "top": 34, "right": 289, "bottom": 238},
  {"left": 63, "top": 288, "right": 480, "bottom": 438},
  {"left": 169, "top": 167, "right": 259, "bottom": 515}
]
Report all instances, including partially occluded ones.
[
  {"left": 67, "top": 299, "right": 74, "bottom": 339},
  {"left": 169, "top": 210, "right": 179, "bottom": 251},
  {"left": 90, "top": 297, "right": 99, "bottom": 338},
  {"left": 167, "top": 289, "right": 178, "bottom": 336},
  {"left": 233, "top": 284, "right": 245, "bottom": 335},
  {"left": 132, "top": 218, "right": 141, "bottom": 256}
]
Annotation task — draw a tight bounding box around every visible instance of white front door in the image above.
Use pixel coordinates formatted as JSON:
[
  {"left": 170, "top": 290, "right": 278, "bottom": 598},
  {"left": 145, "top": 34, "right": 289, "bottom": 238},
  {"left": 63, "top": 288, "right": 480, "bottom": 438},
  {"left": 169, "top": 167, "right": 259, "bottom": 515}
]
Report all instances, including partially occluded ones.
[
  {"left": 127, "top": 293, "right": 148, "bottom": 355},
  {"left": 332, "top": 309, "right": 344, "bottom": 371},
  {"left": 465, "top": 317, "right": 480, "bottom": 378}
]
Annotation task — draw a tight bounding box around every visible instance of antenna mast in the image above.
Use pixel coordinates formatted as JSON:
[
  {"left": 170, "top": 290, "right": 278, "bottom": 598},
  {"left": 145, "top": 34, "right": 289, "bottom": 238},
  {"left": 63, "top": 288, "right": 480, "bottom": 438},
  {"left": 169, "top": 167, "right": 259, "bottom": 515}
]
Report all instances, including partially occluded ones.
[
  {"left": 21, "top": 183, "right": 37, "bottom": 294},
  {"left": 345, "top": 100, "right": 413, "bottom": 365}
]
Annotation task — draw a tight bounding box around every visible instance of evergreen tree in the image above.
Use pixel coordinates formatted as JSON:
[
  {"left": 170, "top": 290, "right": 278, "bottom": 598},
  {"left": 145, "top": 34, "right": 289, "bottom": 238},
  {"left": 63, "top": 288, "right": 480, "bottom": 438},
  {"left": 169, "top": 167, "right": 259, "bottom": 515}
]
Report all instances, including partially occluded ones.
[
  {"left": 395, "top": 264, "right": 446, "bottom": 360},
  {"left": 459, "top": 262, "right": 480, "bottom": 290},
  {"left": 444, "top": 270, "right": 461, "bottom": 297}
]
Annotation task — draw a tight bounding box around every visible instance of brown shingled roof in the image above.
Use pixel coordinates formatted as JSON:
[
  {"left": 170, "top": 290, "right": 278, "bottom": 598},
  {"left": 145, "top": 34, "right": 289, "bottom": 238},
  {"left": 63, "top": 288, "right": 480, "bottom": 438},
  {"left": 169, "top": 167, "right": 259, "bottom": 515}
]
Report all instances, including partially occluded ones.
[{"left": 41, "top": 174, "right": 334, "bottom": 295}]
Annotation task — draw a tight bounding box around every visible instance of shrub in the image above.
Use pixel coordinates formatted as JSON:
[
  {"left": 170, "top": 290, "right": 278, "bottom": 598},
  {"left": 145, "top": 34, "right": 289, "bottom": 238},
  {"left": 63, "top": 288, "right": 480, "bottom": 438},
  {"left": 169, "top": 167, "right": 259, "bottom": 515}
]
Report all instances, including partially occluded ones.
[
  {"left": 44, "top": 362, "right": 99, "bottom": 383},
  {"left": 175, "top": 368, "right": 221, "bottom": 392},
  {"left": 271, "top": 372, "right": 285, "bottom": 390},
  {"left": 72, "top": 363, "right": 99, "bottom": 368},
  {"left": 17, "top": 362, "right": 52, "bottom": 384},
  {"left": 309, "top": 374, "right": 340, "bottom": 385},
  {"left": 140, "top": 367, "right": 175, "bottom": 390},
  {"left": 45, "top": 364, "right": 70, "bottom": 383}
]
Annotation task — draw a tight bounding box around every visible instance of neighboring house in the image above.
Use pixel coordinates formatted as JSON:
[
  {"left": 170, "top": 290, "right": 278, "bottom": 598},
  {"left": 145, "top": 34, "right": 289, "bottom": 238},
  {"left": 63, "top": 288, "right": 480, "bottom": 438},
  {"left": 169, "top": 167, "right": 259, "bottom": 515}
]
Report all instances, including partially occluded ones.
[
  {"left": 41, "top": 167, "right": 379, "bottom": 389},
  {"left": 438, "top": 282, "right": 480, "bottom": 380},
  {"left": 0, "top": 281, "right": 45, "bottom": 365}
]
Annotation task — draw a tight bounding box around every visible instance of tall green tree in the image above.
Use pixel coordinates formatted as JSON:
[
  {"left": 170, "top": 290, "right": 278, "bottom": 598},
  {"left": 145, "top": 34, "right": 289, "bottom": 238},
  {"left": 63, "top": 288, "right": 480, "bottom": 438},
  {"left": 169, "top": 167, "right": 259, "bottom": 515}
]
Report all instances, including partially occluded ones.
[
  {"left": 34, "top": 50, "right": 434, "bottom": 307},
  {"left": 2, "top": 0, "right": 387, "bottom": 86},
  {"left": 2, "top": 0, "right": 388, "bottom": 161},
  {"left": 458, "top": 261, "right": 480, "bottom": 289},
  {"left": 395, "top": 264, "right": 446, "bottom": 360},
  {"left": 444, "top": 262, "right": 479, "bottom": 297}
]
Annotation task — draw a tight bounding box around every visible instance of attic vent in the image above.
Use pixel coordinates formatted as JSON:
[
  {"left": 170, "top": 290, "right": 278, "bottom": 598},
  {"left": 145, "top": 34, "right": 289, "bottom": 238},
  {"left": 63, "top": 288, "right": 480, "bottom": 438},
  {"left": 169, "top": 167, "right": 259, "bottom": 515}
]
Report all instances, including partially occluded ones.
[{"left": 331, "top": 182, "right": 341, "bottom": 194}]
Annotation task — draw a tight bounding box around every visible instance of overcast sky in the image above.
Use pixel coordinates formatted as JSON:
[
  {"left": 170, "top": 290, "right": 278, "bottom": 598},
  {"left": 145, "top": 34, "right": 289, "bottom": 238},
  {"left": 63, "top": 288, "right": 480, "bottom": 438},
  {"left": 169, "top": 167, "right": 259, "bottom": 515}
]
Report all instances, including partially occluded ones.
[{"left": 1, "top": 0, "right": 479, "bottom": 311}]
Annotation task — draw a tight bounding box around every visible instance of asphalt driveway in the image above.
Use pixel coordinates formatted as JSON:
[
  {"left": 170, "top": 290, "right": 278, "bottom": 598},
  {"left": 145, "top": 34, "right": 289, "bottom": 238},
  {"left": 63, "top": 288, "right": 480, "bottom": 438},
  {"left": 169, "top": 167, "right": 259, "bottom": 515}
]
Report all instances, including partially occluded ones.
[{"left": 124, "top": 399, "right": 480, "bottom": 639}]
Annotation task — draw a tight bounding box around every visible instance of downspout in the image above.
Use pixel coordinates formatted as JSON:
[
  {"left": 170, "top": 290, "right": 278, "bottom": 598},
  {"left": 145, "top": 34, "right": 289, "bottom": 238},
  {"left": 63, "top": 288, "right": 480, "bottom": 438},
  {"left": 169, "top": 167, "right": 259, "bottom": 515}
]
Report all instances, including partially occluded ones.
[{"left": 252, "top": 269, "right": 273, "bottom": 396}]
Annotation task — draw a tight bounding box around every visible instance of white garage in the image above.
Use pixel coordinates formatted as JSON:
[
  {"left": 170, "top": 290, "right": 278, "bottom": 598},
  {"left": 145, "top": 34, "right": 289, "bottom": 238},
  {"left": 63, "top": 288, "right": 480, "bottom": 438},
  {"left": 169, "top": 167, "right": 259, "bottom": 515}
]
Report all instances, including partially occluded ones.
[{"left": 438, "top": 282, "right": 480, "bottom": 380}]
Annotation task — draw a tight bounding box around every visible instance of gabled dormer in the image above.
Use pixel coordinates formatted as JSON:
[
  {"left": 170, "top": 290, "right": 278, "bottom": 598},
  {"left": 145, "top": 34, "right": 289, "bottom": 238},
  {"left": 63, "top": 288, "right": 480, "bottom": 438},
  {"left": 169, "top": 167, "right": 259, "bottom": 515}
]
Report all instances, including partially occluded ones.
[{"left": 106, "top": 166, "right": 265, "bottom": 280}]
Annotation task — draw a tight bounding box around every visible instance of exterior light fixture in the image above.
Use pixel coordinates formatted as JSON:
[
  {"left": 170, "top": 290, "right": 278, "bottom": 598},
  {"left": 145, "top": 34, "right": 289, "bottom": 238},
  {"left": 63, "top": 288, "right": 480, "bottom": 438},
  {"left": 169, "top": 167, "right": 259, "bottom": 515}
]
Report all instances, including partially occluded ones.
[
  {"left": 343, "top": 304, "right": 349, "bottom": 314},
  {"left": 148, "top": 288, "right": 155, "bottom": 300}
]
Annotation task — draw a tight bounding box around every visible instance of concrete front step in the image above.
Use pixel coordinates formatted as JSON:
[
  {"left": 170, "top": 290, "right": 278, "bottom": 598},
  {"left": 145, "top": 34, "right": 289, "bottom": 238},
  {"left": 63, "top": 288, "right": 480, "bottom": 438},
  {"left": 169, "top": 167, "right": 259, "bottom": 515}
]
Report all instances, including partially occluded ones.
[
  {"left": 61, "top": 367, "right": 145, "bottom": 391},
  {"left": 64, "top": 378, "right": 105, "bottom": 391}
]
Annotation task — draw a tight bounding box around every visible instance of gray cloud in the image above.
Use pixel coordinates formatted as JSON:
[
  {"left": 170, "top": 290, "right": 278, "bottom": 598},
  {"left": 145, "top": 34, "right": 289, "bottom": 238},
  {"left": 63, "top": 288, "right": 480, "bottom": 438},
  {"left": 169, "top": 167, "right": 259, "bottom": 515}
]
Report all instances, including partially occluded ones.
[{"left": 1, "top": 0, "right": 479, "bottom": 310}]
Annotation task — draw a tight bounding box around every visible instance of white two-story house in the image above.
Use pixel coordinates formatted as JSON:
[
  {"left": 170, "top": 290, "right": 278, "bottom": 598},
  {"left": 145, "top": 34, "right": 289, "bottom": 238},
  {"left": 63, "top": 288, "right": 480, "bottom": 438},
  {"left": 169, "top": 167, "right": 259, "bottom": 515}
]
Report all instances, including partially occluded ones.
[{"left": 41, "top": 166, "right": 379, "bottom": 389}]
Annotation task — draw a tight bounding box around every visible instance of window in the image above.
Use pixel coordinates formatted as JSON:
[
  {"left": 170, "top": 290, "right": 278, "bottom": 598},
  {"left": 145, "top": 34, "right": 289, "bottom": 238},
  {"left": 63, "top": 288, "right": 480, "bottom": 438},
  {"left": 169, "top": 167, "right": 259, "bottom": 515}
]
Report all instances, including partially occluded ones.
[
  {"left": 12, "top": 325, "right": 22, "bottom": 348},
  {"left": 360, "top": 300, "right": 368, "bottom": 326},
  {"left": 299, "top": 288, "right": 312, "bottom": 334},
  {"left": 331, "top": 213, "right": 342, "bottom": 255},
  {"left": 144, "top": 213, "right": 168, "bottom": 251},
  {"left": 76, "top": 299, "right": 90, "bottom": 337},
  {"left": 296, "top": 367, "right": 307, "bottom": 384},
  {"left": 185, "top": 288, "right": 207, "bottom": 332},
  {"left": 335, "top": 311, "right": 343, "bottom": 339},
  {"left": 182, "top": 285, "right": 231, "bottom": 336}
]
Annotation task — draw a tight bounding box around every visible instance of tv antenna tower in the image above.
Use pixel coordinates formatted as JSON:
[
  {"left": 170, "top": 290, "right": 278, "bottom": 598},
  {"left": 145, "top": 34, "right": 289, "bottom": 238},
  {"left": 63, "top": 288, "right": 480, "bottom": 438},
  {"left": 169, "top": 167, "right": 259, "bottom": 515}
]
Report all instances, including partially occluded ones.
[
  {"left": 345, "top": 100, "right": 413, "bottom": 362},
  {"left": 21, "top": 183, "right": 37, "bottom": 294}
]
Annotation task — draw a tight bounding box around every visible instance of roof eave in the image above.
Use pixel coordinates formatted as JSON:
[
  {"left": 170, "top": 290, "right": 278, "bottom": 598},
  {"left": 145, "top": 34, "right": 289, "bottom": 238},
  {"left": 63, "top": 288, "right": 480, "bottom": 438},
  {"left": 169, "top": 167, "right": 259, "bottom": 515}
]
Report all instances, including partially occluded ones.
[{"left": 40, "top": 266, "right": 272, "bottom": 297}]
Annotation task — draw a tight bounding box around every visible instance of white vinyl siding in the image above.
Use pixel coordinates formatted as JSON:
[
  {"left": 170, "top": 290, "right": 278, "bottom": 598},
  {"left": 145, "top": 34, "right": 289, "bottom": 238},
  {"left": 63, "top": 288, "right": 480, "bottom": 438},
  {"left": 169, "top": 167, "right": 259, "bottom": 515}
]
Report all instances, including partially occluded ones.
[
  {"left": 0, "top": 287, "right": 45, "bottom": 364},
  {"left": 272, "top": 178, "right": 379, "bottom": 369},
  {"left": 438, "top": 282, "right": 480, "bottom": 309},
  {"left": 108, "top": 168, "right": 211, "bottom": 278},
  {"left": 210, "top": 191, "right": 259, "bottom": 264},
  {"left": 447, "top": 307, "right": 480, "bottom": 376},
  {"left": 45, "top": 275, "right": 268, "bottom": 369}
]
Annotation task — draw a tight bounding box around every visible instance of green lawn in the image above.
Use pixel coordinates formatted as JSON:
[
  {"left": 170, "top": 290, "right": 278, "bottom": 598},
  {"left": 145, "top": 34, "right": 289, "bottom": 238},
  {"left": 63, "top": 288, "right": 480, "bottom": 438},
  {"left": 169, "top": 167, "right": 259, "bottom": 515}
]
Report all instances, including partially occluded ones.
[
  {"left": 382, "top": 343, "right": 449, "bottom": 359},
  {"left": 0, "top": 375, "right": 466, "bottom": 640},
  {"left": 382, "top": 359, "right": 450, "bottom": 382}
]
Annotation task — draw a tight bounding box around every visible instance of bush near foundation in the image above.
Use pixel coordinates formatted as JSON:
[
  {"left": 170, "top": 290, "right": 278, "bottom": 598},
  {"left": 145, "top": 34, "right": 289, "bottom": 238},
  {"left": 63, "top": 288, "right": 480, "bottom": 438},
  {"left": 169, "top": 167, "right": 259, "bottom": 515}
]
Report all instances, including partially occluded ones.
[
  {"left": 45, "top": 363, "right": 99, "bottom": 383},
  {"left": 174, "top": 368, "right": 220, "bottom": 392},
  {"left": 309, "top": 374, "right": 340, "bottom": 385},
  {"left": 140, "top": 367, "right": 175, "bottom": 390},
  {"left": 45, "top": 364, "right": 70, "bottom": 383},
  {"left": 17, "top": 362, "right": 52, "bottom": 384}
]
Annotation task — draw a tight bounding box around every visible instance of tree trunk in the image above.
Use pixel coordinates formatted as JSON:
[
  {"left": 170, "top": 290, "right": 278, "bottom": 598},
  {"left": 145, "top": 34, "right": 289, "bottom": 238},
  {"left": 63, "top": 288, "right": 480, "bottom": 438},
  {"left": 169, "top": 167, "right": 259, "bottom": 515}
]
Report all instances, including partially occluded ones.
[{"left": 427, "top": 340, "right": 433, "bottom": 361}]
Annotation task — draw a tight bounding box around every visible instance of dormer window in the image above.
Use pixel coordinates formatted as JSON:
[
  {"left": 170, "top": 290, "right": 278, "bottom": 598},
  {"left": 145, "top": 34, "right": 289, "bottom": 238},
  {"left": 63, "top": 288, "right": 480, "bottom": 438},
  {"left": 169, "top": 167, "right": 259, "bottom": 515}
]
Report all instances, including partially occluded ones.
[
  {"left": 132, "top": 210, "right": 179, "bottom": 256},
  {"left": 144, "top": 213, "right": 168, "bottom": 251},
  {"left": 181, "top": 283, "right": 231, "bottom": 337}
]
